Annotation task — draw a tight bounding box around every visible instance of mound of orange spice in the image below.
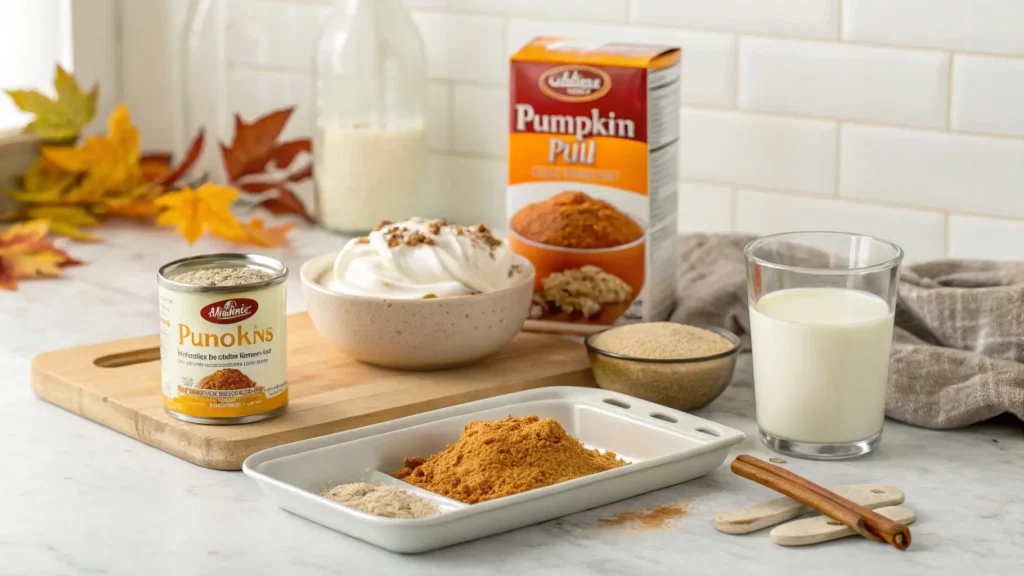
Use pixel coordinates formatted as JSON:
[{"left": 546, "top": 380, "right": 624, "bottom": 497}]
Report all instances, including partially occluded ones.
[{"left": 392, "top": 415, "right": 627, "bottom": 504}]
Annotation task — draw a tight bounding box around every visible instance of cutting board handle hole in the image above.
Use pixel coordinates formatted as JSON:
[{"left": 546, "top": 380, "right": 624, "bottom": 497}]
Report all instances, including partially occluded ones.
[
  {"left": 650, "top": 412, "right": 678, "bottom": 423},
  {"left": 695, "top": 427, "right": 721, "bottom": 437},
  {"left": 602, "top": 398, "right": 631, "bottom": 409},
  {"left": 93, "top": 347, "right": 161, "bottom": 368}
]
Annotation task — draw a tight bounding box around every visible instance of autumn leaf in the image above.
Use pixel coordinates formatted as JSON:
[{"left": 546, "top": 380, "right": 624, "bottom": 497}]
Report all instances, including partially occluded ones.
[
  {"left": 220, "top": 108, "right": 310, "bottom": 181},
  {"left": 140, "top": 129, "right": 205, "bottom": 187},
  {"left": 224, "top": 218, "right": 292, "bottom": 248},
  {"left": 257, "top": 186, "right": 315, "bottom": 223},
  {"left": 0, "top": 220, "right": 79, "bottom": 290},
  {"left": 42, "top": 104, "right": 143, "bottom": 202},
  {"left": 154, "top": 183, "right": 244, "bottom": 244},
  {"left": 5, "top": 65, "right": 98, "bottom": 141},
  {"left": 24, "top": 205, "right": 100, "bottom": 241},
  {"left": 10, "top": 158, "right": 76, "bottom": 203}
]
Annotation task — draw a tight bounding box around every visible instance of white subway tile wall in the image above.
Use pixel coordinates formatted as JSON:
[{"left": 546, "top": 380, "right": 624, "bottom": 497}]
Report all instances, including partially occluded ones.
[{"left": 121, "top": 0, "right": 1024, "bottom": 261}]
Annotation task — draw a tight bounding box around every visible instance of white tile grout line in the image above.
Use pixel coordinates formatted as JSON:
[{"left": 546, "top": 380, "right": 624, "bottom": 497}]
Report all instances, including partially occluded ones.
[
  {"left": 946, "top": 53, "right": 956, "bottom": 130},
  {"left": 674, "top": 105, "right": 1024, "bottom": 143},
  {"left": 223, "top": 63, "right": 1024, "bottom": 141},
  {"left": 733, "top": 36, "right": 741, "bottom": 107},
  {"left": 834, "top": 122, "right": 842, "bottom": 198},
  {"left": 728, "top": 188, "right": 738, "bottom": 232},
  {"left": 447, "top": 78, "right": 457, "bottom": 154},
  {"left": 837, "top": 0, "right": 844, "bottom": 40},
  {"left": 943, "top": 213, "right": 952, "bottom": 258},
  {"left": 243, "top": 1, "right": 1024, "bottom": 61}
]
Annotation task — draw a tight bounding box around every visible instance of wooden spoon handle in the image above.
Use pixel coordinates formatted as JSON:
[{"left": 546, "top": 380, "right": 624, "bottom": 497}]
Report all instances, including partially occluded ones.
[
  {"left": 714, "top": 484, "right": 905, "bottom": 535},
  {"left": 771, "top": 506, "right": 917, "bottom": 547}
]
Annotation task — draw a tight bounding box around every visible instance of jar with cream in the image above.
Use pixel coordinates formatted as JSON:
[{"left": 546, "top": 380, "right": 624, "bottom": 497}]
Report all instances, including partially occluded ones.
[{"left": 313, "top": 0, "right": 427, "bottom": 234}]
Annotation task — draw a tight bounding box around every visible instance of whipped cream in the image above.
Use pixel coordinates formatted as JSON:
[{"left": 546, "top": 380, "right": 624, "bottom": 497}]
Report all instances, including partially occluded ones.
[{"left": 325, "top": 218, "right": 527, "bottom": 298}]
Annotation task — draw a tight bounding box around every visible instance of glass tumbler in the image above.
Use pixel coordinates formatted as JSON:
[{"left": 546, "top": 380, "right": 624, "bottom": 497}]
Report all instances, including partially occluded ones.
[{"left": 744, "top": 232, "right": 903, "bottom": 460}]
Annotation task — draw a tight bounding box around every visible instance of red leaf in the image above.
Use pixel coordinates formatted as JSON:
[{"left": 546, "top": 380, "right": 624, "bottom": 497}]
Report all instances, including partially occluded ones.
[
  {"left": 0, "top": 256, "right": 16, "bottom": 290},
  {"left": 140, "top": 153, "right": 173, "bottom": 183},
  {"left": 239, "top": 180, "right": 280, "bottom": 194},
  {"left": 221, "top": 108, "right": 295, "bottom": 181},
  {"left": 257, "top": 186, "right": 314, "bottom": 223},
  {"left": 140, "top": 152, "right": 172, "bottom": 164},
  {"left": 270, "top": 139, "right": 312, "bottom": 170},
  {"left": 286, "top": 163, "right": 313, "bottom": 183},
  {"left": 158, "top": 129, "right": 205, "bottom": 187},
  {"left": 220, "top": 142, "right": 243, "bottom": 182}
]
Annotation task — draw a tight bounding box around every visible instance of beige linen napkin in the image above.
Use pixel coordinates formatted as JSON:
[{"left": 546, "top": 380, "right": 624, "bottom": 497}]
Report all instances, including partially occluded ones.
[{"left": 671, "top": 234, "right": 1024, "bottom": 429}]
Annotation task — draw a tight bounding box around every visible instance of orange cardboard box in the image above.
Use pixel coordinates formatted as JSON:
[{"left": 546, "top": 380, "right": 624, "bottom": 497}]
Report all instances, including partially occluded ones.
[{"left": 508, "top": 38, "right": 681, "bottom": 332}]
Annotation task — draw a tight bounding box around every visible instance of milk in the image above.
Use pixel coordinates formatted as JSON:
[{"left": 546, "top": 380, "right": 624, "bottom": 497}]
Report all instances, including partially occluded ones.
[
  {"left": 749, "top": 287, "right": 894, "bottom": 444},
  {"left": 315, "top": 121, "right": 427, "bottom": 233}
]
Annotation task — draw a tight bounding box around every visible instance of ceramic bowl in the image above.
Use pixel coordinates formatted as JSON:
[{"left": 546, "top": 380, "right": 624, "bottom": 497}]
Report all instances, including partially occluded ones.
[
  {"left": 584, "top": 324, "right": 741, "bottom": 412},
  {"left": 300, "top": 252, "right": 535, "bottom": 370}
]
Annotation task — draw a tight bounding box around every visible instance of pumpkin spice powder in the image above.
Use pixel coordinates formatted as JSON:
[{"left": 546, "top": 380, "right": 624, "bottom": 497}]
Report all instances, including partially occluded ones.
[{"left": 392, "top": 415, "right": 627, "bottom": 504}]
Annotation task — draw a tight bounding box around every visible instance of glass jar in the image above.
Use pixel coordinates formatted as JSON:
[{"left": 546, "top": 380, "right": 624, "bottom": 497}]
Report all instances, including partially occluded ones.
[
  {"left": 181, "top": 0, "right": 228, "bottom": 182},
  {"left": 313, "top": 0, "right": 428, "bottom": 234}
]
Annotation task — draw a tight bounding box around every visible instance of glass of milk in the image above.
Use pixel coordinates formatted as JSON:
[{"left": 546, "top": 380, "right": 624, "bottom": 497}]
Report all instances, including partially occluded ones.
[{"left": 744, "top": 232, "right": 903, "bottom": 460}]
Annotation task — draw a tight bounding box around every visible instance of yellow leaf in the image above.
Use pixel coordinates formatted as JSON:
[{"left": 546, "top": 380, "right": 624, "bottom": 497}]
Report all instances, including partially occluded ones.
[
  {"left": 107, "top": 105, "right": 139, "bottom": 166},
  {"left": 97, "top": 183, "right": 164, "bottom": 218},
  {"left": 154, "top": 183, "right": 243, "bottom": 244},
  {"left": 100, "top": 198, "right": 161, "bottom": 218},
  {"left": 224, "top": 218, "right": 292, "bottom": 247},
  {"left": 0, "top": 220, "right": 50, "bottom": 249},
  {"left": 40, "top": 104, "right": 143, "bottom": 202},
  {"left": 25, "top": 205, "right": 100, "bottom": 242},
  {"left": 10, "top": 158, "right": 77, "bottom": 203},
  {"left": 5, "top": 65, "right": 98, "bottom": 141}
]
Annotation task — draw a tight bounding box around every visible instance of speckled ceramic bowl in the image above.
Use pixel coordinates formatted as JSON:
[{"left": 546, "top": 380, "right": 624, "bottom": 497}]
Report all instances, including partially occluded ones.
[{"left": 300, "top": 252, "right": 535, "bottom": 370}]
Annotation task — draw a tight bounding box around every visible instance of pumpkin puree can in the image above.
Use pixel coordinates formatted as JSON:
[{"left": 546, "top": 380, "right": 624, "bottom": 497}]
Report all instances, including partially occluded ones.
[{"left": 157, "top": 253, "right": 288, "bottom": 424}]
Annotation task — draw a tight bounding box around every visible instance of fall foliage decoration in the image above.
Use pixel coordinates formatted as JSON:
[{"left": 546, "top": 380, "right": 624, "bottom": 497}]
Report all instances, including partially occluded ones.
[
  {"left": 0, "top": 220, "right": 80, "bottom": 290},
  {"left": 3, "top": 66, "right": 311, "bottom": 257},
  {"left": 5, "top": 65, "right": 97, "bottom": 142},
  {"left": 220, "top": 109, "right": 315, "bottom": 223},
  {"left": 154, "top": 182, "right": 292, "bottom": 246},
  {"left": 0, "top": 65, "right": 312, "bottom": 290}
]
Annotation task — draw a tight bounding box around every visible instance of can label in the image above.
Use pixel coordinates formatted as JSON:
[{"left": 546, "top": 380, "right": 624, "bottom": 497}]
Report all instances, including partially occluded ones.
[{"left": 159, "top": 285, "right": 287, "bottom": 419}]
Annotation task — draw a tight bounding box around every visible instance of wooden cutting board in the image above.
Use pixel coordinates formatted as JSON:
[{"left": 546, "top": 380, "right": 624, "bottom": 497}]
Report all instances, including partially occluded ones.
[{"left": 31, "top": 313, "right": 595, "bottom": 470}]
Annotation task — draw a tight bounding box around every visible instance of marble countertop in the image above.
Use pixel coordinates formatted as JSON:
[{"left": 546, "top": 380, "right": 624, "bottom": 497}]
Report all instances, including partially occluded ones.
[{"left": 3, "top": 222, "right": 1022, "bottom": 576}]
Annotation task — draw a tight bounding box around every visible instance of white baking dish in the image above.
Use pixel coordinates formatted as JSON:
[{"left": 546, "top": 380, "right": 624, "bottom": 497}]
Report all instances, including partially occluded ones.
[{"left": 243, "top": 386, "right": 745, "bottom": 553}]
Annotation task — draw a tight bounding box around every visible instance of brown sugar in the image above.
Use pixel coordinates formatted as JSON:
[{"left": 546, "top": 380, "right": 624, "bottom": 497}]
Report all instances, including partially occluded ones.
[
  {"left": 392, "top": 415, "right": 628, "bottom": 504},
  {"left": 199, "top": 368, "right": 256, "bottom": 390},
  {"left": 510, "top": 191, "right": 644, "bottom": 249}
]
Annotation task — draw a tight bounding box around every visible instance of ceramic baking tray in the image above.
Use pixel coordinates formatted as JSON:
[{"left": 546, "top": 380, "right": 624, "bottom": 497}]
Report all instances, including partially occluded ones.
[{"left": 243, "top": 386, "right": 745, "bottom": 553}]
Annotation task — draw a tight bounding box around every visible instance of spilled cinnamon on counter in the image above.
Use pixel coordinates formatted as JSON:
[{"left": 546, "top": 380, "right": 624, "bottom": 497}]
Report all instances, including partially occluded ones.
[
  {"left": 392, "top": 415, "right": 627, "bottom": 504},
  {"left": 599, "top": 503, "right": 692, "bottom": 530}
]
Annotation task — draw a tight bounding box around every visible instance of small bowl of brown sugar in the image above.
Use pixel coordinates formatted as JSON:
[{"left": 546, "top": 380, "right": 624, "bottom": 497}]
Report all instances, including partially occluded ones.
[{"left": 584, "top": 322, "right": 740, "bottom": 412}]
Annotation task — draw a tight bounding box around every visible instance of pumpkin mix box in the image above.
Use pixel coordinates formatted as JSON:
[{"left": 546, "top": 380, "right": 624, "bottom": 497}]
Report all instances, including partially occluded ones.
[{"left": 507, "top": 37, "right": 681, "bottom": 330}]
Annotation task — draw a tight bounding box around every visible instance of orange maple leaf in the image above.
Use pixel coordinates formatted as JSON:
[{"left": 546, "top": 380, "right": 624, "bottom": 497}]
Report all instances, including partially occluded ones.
[
  {"left": 0, "top": 220, "right": 80, "bottom": 290},
  {"left": 154, "top": 183, "right": 244, "bottom": 244},
  {"left": 220, "top": 108, "right": 311, "bottom": 181},
  {"left": 41, "top": 104, "right": 143, "bottom": 202},
  {"left": 225, "top": 218, "right": 292, "bottom": 248}
]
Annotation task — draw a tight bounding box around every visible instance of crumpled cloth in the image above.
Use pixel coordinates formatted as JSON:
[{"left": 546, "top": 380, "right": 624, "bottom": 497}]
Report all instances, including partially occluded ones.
[{"left": 671, "top": 234, "right": 1024, "bottom": 429}]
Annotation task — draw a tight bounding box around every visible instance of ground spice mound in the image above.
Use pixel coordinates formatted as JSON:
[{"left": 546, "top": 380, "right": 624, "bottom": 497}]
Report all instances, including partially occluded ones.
[
  {"left": 319, "top": 482, "right": 439, "bottom": 519},
  {"left": 199, "top": 368, "right": 256, "bottom": 390},
  {"left": 392, "top": 415, "right": 627, "bottom": 504},
  {"left": 173, "top": 266, "right": 272, "bottom": 286},
  {"left": 511, "top": 191, "right": 643, "bottom": 249},
  {"left": 593, "top": 322, "right": 733, "bottom": 359}
]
